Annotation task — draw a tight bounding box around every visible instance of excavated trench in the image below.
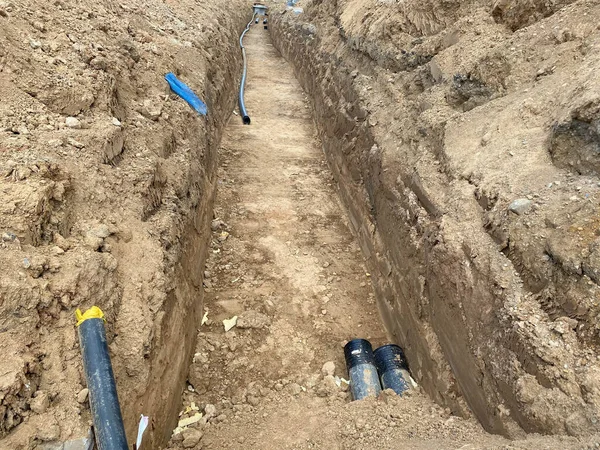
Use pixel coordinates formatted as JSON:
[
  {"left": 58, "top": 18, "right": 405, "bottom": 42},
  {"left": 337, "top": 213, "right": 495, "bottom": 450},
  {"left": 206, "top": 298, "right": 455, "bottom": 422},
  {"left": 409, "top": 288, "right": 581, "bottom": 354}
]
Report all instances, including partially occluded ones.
[
  {"left": 2, "top": 1, "right": 598, "bottom": 449},
  {"left": 8, "top": 2, "right": 594, "bottom": 448},
  {"left": 156, "top": 3, "right": 600, "bottom": 448}
]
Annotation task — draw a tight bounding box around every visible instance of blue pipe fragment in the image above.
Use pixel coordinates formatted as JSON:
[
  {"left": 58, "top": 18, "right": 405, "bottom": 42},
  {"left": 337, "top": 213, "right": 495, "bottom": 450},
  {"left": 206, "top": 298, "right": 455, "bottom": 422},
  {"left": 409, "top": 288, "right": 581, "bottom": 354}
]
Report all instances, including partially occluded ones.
[
  {"left": 344, "top": 339, "right": 382, "bottom": 401},
  {"left": 165, "top": 72, "right": 208, "bottom": 116},
  {"left": 374, "top": 344, "right": 412, "bottom": 395}
]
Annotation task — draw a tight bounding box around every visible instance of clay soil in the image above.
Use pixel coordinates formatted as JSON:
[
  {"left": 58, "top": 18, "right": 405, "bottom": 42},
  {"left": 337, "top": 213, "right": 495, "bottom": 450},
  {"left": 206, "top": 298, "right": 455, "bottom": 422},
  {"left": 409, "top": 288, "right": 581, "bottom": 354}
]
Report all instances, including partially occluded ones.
[{"left": 1, "top": 0, "right": 600, "bottom": 449}]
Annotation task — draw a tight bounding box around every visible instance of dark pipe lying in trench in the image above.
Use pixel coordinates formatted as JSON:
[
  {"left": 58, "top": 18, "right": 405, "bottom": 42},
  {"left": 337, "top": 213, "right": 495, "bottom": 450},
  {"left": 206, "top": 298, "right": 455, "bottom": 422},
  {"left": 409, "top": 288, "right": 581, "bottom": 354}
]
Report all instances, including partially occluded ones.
[
  {"left": 238, "top": 14, "right": 255, "bottom": 125},
  {"left": 77, "top": 307, "right": 128, "bottom": 450}
]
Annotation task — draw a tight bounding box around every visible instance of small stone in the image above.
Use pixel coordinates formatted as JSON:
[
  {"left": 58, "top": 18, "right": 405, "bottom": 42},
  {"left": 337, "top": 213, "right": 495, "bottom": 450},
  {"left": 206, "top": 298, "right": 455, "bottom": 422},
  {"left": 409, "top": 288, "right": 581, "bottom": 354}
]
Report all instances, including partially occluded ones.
[
  {"left": 204, "top": 403, "right": 217, "bottom": 418},
  {"left": 30, "top": 391, "right": 50, "bottom": 413},
  {"left": 54, "top": 233, "right": 70, "bottom": 250},
  {"left": 2, "top": 232, "right": 16, "bottom": 242},
  {"left": 111, "top": 117, "right": 122, "bottom": 127},
  {"left": 321, "top": 361, "right": 335, "bottom": 377},
  {"left": 508, "top": 198, "right": 532, "bottom": 215},
  {"left": 23, "top": 256, "right": 47, "bottom": 278},
  {"left": 64, "top": 437, "right": 96, "bottom": 450},
  {"left": 65, "top": 117, "right": 81, "bottom": 128},
  {"left": 30, "top": 40, "right": 42, "bottom": 49},
  {"left": 481, "top": 131, "right": 492, "bottom": 146},
  {"left": 237, "top": 310, "right": 270, "bottom": 329},
  {"left": 90, "top": 56, "right": 108, "bottom": 70},
  {"left": 285, "top": 383, "right": 302, "bottom": 396},
  {"left": 355, "top": 417, "right": 366, "bottom": 430},
  {"left": 141, "top": 99, "right": 162, "bottom": 121},
  {"left": 247, "top": 395, "right": 260, "bottom": 406},
  {"left": 68, "top": 137, "right": 85, "bottom": 149},
  {"left": 33, "top": 21, "right": 46, "bottom": 32},
  {"left": 37, "top": 422, "right": 60, "bottom": 441},
  {"left": 89, "top": 224, "right": 110, "bottom": 239},
  {"left": 52, "top": 246, "right": 65, "bottom": 255},
  {"left": 316, "top": 375, "right": 338, "bottom": 397},
  {"left": 211, "top": 219, "right": 226, "bottom": 231},
  {"left": 182, "top": 428, "right": 203, "bottom": 448},
  {"left": 84, "top": 235, "right": 104, "bottom": 251},
  {"left": 47, "top": 138, "right": 64, "bottom": 147},
  {"left": 171, "top": 431, "right": 184, "bottom": 443},
  {"left": 77, "top": 388, "right": 89, "bottom": 404}
]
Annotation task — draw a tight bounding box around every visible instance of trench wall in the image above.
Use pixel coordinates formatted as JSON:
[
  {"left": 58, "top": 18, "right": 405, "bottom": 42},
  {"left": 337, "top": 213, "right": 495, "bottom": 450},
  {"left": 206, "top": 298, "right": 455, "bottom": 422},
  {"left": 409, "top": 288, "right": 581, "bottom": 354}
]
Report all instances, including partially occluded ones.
[{"left": 270, "top": 4, "right": 600, "bottom": 437}]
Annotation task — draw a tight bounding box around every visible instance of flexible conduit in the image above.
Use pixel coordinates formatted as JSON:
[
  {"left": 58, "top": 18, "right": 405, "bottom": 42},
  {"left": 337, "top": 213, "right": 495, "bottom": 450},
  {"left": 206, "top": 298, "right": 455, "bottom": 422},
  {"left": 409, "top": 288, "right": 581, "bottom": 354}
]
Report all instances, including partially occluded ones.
[{"left": 238, "top": 14, "right": 256, "bottom": 125}]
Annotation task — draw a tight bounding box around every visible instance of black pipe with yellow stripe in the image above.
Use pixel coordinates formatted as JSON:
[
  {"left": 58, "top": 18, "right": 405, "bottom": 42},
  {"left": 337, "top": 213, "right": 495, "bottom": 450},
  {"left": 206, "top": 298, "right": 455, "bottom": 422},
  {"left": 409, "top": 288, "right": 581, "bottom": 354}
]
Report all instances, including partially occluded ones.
[{"left": 76, "top": 307, "right": 128, "bottom": 450}]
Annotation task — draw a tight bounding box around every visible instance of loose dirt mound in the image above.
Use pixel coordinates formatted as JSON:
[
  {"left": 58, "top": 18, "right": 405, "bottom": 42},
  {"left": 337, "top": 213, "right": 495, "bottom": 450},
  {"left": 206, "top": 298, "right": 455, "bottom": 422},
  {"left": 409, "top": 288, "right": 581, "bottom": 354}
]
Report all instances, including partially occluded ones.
[{"left": 0, "top": 0, "right": 245, "bottom": 448}]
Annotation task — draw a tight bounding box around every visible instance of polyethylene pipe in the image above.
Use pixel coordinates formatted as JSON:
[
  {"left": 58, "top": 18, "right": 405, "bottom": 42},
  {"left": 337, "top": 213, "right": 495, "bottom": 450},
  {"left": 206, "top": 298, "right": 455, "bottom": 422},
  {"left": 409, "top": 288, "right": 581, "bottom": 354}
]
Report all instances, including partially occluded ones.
[
  {"left": 238, "top": 14, "right": 256, "bottom": 125},
  {"left": 374, "top": 344, "right": 412, "bottom": 395},
  {"left": 344, "top": 339, "right": 382, "bottom": 401},
  {"left": 76, "top": 307, "right": 128, "bottom": 450}
]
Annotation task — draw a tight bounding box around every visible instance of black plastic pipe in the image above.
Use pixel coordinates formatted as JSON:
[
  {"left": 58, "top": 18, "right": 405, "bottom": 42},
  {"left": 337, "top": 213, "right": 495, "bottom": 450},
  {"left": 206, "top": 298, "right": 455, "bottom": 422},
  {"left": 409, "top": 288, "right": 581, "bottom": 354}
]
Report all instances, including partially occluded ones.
[
  {"left": 344, "top": 339, "right": 382, "bottom": 401},
  {"left": 77, "top": 307, "right": 128, "bottom": 450},
  {"left": 374, "top": 344, "right": 412, "bottom": 395},
  {"left": 238, "top": 14, "right": 256, "bottom": 125}
]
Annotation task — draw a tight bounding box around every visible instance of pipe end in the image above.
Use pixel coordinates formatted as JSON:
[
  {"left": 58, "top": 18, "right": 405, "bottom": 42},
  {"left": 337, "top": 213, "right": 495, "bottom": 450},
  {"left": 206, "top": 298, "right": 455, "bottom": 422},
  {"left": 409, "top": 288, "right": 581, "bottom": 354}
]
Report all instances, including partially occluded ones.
[
  {"left": 344, "top": 339, "right": 375, "bottom": 369},
  {"left": 374, "top": 344, "right": 408, "bottom": 372},
  {"left": 242, "top": 115, "right": 251, "bottom": 125}
]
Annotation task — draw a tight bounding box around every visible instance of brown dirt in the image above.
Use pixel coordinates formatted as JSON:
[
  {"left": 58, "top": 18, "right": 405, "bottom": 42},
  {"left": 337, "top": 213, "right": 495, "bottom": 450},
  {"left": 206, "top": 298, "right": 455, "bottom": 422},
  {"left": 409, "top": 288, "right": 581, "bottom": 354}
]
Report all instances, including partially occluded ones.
[
  {"left": 0, "top": 0, "right": 246, "bottom": 448},
  {"left": 1, "top": 0, "right": 600, "bottom": 449}
]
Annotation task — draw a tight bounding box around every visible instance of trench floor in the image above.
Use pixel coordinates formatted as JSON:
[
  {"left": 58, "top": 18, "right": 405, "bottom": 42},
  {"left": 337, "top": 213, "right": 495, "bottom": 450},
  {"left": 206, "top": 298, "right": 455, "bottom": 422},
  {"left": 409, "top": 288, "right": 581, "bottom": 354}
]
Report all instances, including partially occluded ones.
[{"left": 178, "top": 21, "right": 387, "bottom": 445}]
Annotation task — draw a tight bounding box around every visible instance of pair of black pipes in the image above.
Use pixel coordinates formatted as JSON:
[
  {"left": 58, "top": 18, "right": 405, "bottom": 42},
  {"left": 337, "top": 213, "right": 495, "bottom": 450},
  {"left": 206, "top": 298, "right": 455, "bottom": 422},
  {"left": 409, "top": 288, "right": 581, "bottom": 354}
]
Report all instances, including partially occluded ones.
[{"left": 344, "top": 339, "right": 412, "bottom": 401}]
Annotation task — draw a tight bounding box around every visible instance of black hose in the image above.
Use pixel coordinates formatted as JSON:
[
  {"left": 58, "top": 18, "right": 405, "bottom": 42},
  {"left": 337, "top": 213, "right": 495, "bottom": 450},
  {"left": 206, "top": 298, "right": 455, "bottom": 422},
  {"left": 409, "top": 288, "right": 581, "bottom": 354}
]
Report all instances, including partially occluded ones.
[
  {"left": 76, "top": 307, "right": 128, "bottom": 450},
  {"left": 239, "top": 14, "right": 256, "bottom": 125}
]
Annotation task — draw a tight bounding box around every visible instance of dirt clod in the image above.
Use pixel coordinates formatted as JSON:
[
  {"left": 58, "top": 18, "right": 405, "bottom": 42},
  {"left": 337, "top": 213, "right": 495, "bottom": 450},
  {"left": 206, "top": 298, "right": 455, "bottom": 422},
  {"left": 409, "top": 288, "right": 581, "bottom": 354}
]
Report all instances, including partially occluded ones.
[
  {"left": 181, "top": 428, "right": 203, "bottom": 448},
  {"left": 76, "top": 388, "right": 89, "bottom": 404},
  {"left": 321, "top": 361, "right": 336, "bottom": 377}
]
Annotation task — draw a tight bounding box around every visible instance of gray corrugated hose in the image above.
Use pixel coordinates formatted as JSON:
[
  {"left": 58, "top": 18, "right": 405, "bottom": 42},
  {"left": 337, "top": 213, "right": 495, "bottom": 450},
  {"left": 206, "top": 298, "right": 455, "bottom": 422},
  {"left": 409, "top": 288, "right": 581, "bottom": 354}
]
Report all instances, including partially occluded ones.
[{"left": 238, "top": 14, "right": 256, "bottom": 125}]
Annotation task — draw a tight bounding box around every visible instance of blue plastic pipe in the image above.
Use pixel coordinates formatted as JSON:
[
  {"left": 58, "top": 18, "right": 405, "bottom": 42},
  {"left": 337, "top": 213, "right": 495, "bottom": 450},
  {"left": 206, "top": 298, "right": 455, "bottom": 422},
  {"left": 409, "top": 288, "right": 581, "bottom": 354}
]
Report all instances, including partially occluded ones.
[
  {"left": 77, "top": 307, "right": 128, "bottom": 450},
  {"left": 374, "top": 344, "right": 412, "bottom": 395},
  {"left": 344, "top": 339, "right": 382, "bottom": 401},
  {"left": 238, "top": 14, "right": 256, "bottom": 125},
  {"left": 165, "top": 72, "right": 208, "bottom": 116}
]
